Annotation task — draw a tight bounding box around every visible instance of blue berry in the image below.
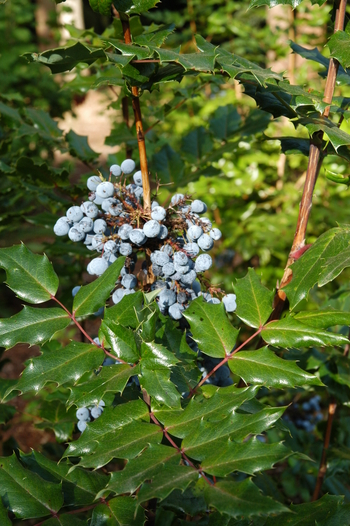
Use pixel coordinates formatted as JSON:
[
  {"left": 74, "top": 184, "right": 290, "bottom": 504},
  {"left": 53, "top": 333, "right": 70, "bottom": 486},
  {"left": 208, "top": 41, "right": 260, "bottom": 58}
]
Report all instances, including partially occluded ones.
[
  {"left": 151, "top": 206, "right": 166, "bottom": 221},
  {"left": 171, "top": 193, "right": 185, "bottom": 206},
  {"left": 76, "top": 407, "right": 90, "bottom": 421},
  {"left": 121, "top": 274, "right": 137, "bottom": 289},
  {"left": 87, "top": 175, "right": 102, "bottom": 191},
  {"left": 174, "top": 251, "right": 189, "bottom": 266},
  {"left": 121, "top": 159, "right": 136, "bottom": 174},
  {"left": 93, "top": 219, "right": 107, "bottom": 234},
  {"left": 118, "top": 224, "right": 133, "bottom": 240},
  {"left": 187, "top": 225, "right": 203, "bottom": 241},
  {"left": 197, "top": 234, "right": 214, "bottom": 251},
  {"left": 133, "top": 171, "right": 143, "bottom": 186},
  {"left": 68, "top": 227, "right": 85, "bottom": 242},
  {"left": 81, "top": 201, "right": 99, "bottom": 219},
  {"left": 191, "top": 200, "right": 207, "bottom": 214},
  {"left": 72, "top": 286, "right": 81, "bottom": 297},
  {"left": 54, "top": 217, "right": 71, "bottom": 236},
  {"left": 223, "top": 294, "right": 237, "bottom": 312},
  {"left": 169, "top": 303, "right": 185, "bottom": 320},
  {"left": 129, "top": 228, "right": 146, "bottom": 245},
  {"left": 183, "top": 242, "right": 200, "bottom": 257},
  {"left": 143, "top": 220, "right": 161, "bottom": 238},
  {"left": 110, "top": 164, "right": 122, "bottom": 177},
  {"left": 195, "top": 254, "right": 212, "bottom": 272},
  {"left": 66, "top": 206, "right": 83, "bottom": 222},
  {"left": 119, "top": 243, "right": 133, "bottom": 256},
  {"left": 209, "top": 228, "right": 222, "bottom": 240},
  {"left": 180, "top": 270, "right": 197, "bottom": 286},
  {"left": 87, "top": 257, "right": 109, "bottom": 276},
  {"left": 96, "top": 182, "right": 115, "bottom": 198}
]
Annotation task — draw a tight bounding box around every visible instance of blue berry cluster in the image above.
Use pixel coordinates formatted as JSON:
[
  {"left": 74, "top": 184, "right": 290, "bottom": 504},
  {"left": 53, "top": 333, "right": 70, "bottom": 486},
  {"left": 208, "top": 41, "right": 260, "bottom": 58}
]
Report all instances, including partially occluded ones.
[
  {"left": 75, "top": 400, "right": 105, "bottom": 433},
  {"left": 284, "top": 395, "right": 323, "bottom": 432},
  {"left": 54, "top": 159, "right": 237, "bottom": 319}
]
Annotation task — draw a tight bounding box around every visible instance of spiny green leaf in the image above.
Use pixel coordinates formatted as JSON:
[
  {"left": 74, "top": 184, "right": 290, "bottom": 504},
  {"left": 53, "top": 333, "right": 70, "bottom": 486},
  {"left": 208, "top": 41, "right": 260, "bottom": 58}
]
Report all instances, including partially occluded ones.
[
  {"left": 209, "top": 104, "right": 241, "bottom": 141},
  {"left": 328, "top": 31, "right": 350, "bottom": 70},
  {"left": 181, "top": 127, "right": 213, "bottom": 163},
  {"left": 228, "top": 347, "right": 323, "bottom": 388},
  {"left": 73, "top": 257, "right": 125, "bottom": 317},
  {"left": 113, "top": 0, "right": 160, "bottom": 15},
  {"left": 264, "top": 494, "right": 344, "bottom": 525},
  {"left": 99, "top": 319, "right": 140, "bottom": 362},
  {"left": 151, "top": 144, "right": 185, "bottom": 185},
  {"left": 39, "top": 515, "right": 86, "bottom": 525},
  {"left": 90, "top": 496, "right": 145, "bottom": 526},
  {"left": 23, "top": 42, "right": 106, "bottom": 74},
  {"left": 0, "top": 244, "right": 59, "bottom": 304},
  {"left": 23, "top": 451, "right": 109, "bottom": 507},
  {"left": 104, "top": 291, "right": 143, "bottom": 329},
  {"left": 0, "top": 306, "right": 70, "bottom": 350},
  {"left": 67, "top": 364, "right": 139, "bottom": 408},
  {"left": 197, "top": 478, "right": 288, "bottom": 518},
  {"left": 89, "top": 0, "right": 113, "bottom": 16},
  {"left": 183, "top": 298, "right": 239, "bottom": 358},
  {"left": 140, "top": 368, "right": 181, "bottom": 409},
  {"left": 154, "top": 386, "right": 259, "bottom": 439},
  {"left": 294, "top": 310, "right": 350, "bottom": 328},
  {"left": 234, "top": 268, "right": 274, "bottom": 328},
  {"left": 102, "top": 444, "right": 180, "bottom": 497},
  {"left": 66, "top": 130, "right": 99, "bottom": 162},
  {"left": 0, "top": 453, "right": 63, "bottom": 519},
  {"left": 261, "top": 316, "right": 348, "bottom": 348},
  {"left": 182, "top": 406, "right": 285, "bottom": 459},
  {"left": 0, "top": 499, "right": 11, "bottom": 526},
  {"left": 299, "top": 116, "right": 350, "bottom": 152},
  {"left": 137, "top": 464, "right": 198, "bottom": 505},
  {"left": 141, "top": 341, "right": 178, "bottom": 368},
  {"left": 284, "top": 226, "right": 350, "bottom": 309},
  {"left": 201, "top": 437, "right": 292, "bottom": 476},
  {"left": 5, "top": 342, "right": 104, "bottom": 400}
]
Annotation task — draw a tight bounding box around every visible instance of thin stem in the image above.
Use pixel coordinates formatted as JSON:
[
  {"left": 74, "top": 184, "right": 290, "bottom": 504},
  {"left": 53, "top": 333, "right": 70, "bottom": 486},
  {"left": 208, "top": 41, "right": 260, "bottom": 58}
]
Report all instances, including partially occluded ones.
[
  {"left": 122, "top": 95, "right": 133, "bottom": 158},
  {"left": 271, "top": 0, "right": 347, "bottom": 318},
  {"left": 312, "top": 399, "right": 337, "bottom": 501},
  {"left": 119, "top": 12, "right": 151, "bottom": 211}
]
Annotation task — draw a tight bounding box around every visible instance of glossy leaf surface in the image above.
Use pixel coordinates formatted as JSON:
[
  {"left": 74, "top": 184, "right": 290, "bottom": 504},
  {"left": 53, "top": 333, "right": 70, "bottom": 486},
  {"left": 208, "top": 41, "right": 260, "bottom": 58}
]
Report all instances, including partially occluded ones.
[
  {"left": 234, "top": 268, "right": 274, "bottom": 328},
  {"left": 104, "top": 291, "right": 143, "bottom": 329},
  {"left": 90, "top": 496, "right": 145, "bottom": 526}
]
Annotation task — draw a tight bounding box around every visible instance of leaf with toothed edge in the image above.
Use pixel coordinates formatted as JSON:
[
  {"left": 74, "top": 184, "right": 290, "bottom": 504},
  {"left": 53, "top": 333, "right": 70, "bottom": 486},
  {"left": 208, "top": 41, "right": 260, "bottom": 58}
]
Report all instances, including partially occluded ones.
[
  {"left": 0, "top": 244, "right": 59, "bottom": 304},
  {"left": 234, "top": 268, "right": 274, "bottom": 328},
  {"left": 90, "top": 497, "right": 145, "bottom": 526}
]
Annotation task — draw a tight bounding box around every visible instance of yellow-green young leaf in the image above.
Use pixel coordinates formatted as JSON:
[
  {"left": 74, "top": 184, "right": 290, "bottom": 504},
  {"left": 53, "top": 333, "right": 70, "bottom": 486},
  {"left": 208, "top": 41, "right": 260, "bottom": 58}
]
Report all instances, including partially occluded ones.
[
  {"left": 73, "top": 257, "right": 125, "bottom": 317},
  {"left": 0, "top": 453, "right": 63, "bottom": 519},
  {"left": 328, "top": 31, "right": 350, "bottom": 70},
  {"left": 201, "top": 437, "right": 292, "bottom": 476},
  {"left": 183, "top": 297, "right": 239, "bottom": 358},
  {"left": 294, "top": 310, "right": 350, "bottom": 329},
  {"left": 234, "top": 268, "right": 274, "bottom": 328},
  {"left": 261, "top": 316, "right": 348, "bottom": 348},
  {"left": 67, "top": 364, "right": 139, "bottom": 408},
  {"left": 99, "top": 319, "right": 139, "bottom": 362},
  {"left": 0, "top": 306, "right": 70, "bottom": 350},
  {"left": 228, "top": 347, "right": 323, "bottom": 388},
  {"left": 102, "top": 444, "right": 180, "bottom": 497},
  {"left": 90, "top": 497, "right": 145, "bottom": 526},
  {"left": 154, "top": 385, "right": 259, "bottom": 439},
  {"left": 137, "top": 464, "right": 198, "bottom": 505},
  {"left": 0, "top": 244, "right": 59, "bottom": 303},
  {"left": 198, "top": 478, "right": 288, "bottom": 519},
  {"left": 264, "top": 494, "right": 344, "bottom": 526},
  {"left": 6, "top": 342, "right": 104, "bottom": 399}
]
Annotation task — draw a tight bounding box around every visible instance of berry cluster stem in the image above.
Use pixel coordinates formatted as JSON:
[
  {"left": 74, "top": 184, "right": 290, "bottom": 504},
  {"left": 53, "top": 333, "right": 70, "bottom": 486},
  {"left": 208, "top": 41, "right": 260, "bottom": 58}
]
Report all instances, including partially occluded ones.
[{"left": 119, "top": 11, "right": 151, "bottom": 212}]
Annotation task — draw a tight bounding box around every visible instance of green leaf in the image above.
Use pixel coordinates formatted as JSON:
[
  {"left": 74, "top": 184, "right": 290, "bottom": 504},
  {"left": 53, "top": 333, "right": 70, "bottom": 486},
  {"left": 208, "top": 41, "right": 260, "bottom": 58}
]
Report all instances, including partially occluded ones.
[
  {"left": 294, "top": 310, "right": 350, "bottom": 328},
  {"left": 284, "top": 226, "right": 350, "bottom": 309},
  {"left": 151, "top": 144, "right": 185, "bottom": 185},
  {"left": 89, "top": 0, "right": 113, "bottom": 16},
  {"left": 209, "top": 105, "right": 241, "bottom": 141},
  {"left": 154, "top": 385, "right": 259, "bottom": 439},
  {"left": 112, "top": 0, "right": 160, "bottom": 15},
  {"left": 234, "top": 268, "right": 274, "bottom": 328},
  {"left": 201, "top": 437, "right": 292, "bottom": 476},
  {"left": 64, "top": 401, "right": 161, "bottom": 469},
  {"left": 264, "top": 494, "right": 343, "bottom": 525},
  {"left": 6, "top": 342, "right": 104, "bottom": 399},
  {"left": 39, "top": 515, "right": 86, "bottom": 526},
  {"left": 0, "top": 244, "right": 59, "bottom": 304},
  {"left": 0, "top": 499, "right": 11, "bottom": 526},
  {"left": 181, "top": 127, "right": 213, "bottom": 163},
  {"left": 183, "top": 298, "right": 239, "bottom": 358},
  {"left": 0, "top": 453, "right": 63, "bottom": 519},
  {"left": 328, "top": 31, "right": 350, "bottom": 70},
  {"left": 104, "top": 291, "right": 143, "bottom": 329},
  {"left": 261, "top": 316, "right": 348, "bottom": 348},
  {"left": 91, "top": 496, "right": 145, "bottom": 526},
  {"left": 26, "top": 108, "right": 62, "bottom": 140},
  {"left": 73, "top": 257, "right": 125, "bottom": 317},
  {"left": 68, "top": 364, "right": 139, "bottom": 408},
  {"left": 25, "top": 451, "right": 109, "bottom": 507},
  {"left": 0, "top": 306, "right": 70, "bottom": 350},
  {"left": 0, "top": 403, "right": 16, "bottom": 423},
  {"left": 136, "top": 466, "right": 198, "bottom": 505},
  {"left": 103, "top": 444, "right": 180, "bottom": 497},
  {"left": 66, "top": 130, "right": 99, "bottom": 162},
  {"left": 228, "top": 347, "right": 323, "bottom": 388},
  {"left": 99, "top": 320, "right": 140, "bottom": 362},
  {"left": 197, "top": 478, "right": 288, "bottom": 518},
  {"left": 23, "top": 42, "right": 106, "bottom": 74}
]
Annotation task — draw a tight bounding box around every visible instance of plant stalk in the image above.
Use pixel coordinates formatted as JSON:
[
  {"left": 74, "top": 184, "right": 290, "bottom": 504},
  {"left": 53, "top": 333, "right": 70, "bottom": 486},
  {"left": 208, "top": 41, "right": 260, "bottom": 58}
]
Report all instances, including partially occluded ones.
[
  {"left": 119, "top": 12, "right": 151, "bottom": 211},
  {"left": 271, "top": 0, "right": 347, "bottom": 319}
]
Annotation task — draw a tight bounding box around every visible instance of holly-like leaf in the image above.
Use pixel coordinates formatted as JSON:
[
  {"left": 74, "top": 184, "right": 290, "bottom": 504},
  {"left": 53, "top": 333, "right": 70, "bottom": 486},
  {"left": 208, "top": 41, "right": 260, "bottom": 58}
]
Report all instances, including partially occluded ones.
[
  {"left": 73, "top": 257, "right": 125, "bottom": 317},
  {"left": 151, "top": 144, "right": 185, "bottom": 185},
  {"left": 201, "top": 437, "right": 292, "bottom": 476},
  {"left": 90, "top": 497, "right": 145, "bottom": 526},
  {"left": 234, "top": 268, "right": 274, "bottom": 328},
  {"left": 283, "top": 226, "right": 350, "bottom": 309},
  {"left": 136, "top": 465, "right": 198, "bottom": 505},
  {"left": 5, "top": 342, "right": 104, "bottom": 400},
  {"left": 67, "top": 364, "right": 139, "bottom": 408},
  {"left": 66, "top": 130, "right": 99, "bottom": 162},
  {"left": 0, "top": 453, "right": 63, "bottom": 519},
  {"left": 181, "top": 127, "right": 213, "bottom": 163},
  {"left": 154, "top": 385, "right": 259, "bottom": 439},
  {"left": 0, "top": 499, "right": 11, "bottom": 526},
  {"left": 39, "top": 515, "right": 86, "bottom": 525},
  {"left": 23, "top": 42, "right": 106, "bottom": 74},
  {"left": 294, "top": 310, "right": 350, "bottom": 328},
  {"left": 0, "top": 244, "right": 59, "bottom": 304},
  {"left": 0, "top": 306, "right": 70, "bottom": 350},
  {"left": 183, "top": 298, "right": 239, "bottom": 358},
  {"left": 99, "top": 319, "right": 140, "bottom": 362},
  {"left": 261, "top": 316, "right": 348, "bottom": 348},
  {"left": 228, "top": 347, "right": 323, "bottom": 388},
  {"left": 328, "top": 31, "right": 350, "bottom": 70},
  {"left": 102, "top": 444, "right": 180, "bottom": 497},
  {"left": 112, "top": 0, "right": 160, "bottom": 15},
  {"left": 64, "top": 402, "right": 161, "bottom": 469},
  {"left": 104, "top": 291, "right": 143, "bottom": 329},
  {"left": 197, "top": 478, "right": 288, "bottom": 518},
  {"left": 89, "top": 0, "right": 113, "bottom": 16},
  {"left": 264, "top": 494, "right": 343, "bottom": 525},
  {"left": 209, "top": 105, "right": 241, "bottom": 141}
]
